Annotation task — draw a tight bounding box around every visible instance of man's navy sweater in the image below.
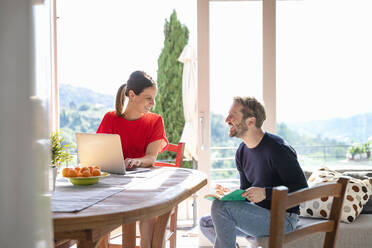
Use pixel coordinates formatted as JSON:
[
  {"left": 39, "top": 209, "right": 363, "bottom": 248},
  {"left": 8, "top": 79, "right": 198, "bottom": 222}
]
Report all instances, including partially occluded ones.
[{"left": 236, "top": 132, "right": 308, "bottom": 214}]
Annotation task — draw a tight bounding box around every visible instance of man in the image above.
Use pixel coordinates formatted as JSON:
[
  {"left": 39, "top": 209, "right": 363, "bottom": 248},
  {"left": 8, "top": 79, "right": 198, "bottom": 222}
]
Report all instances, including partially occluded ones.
[{"left": 200, "top": 97, "right": 308, "bottom": 248}]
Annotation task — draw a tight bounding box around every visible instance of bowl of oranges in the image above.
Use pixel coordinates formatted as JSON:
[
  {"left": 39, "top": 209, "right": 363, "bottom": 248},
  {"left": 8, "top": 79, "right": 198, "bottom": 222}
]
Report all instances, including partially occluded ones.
[{"left": 61, "top": 165, "right": 109, "bottom": 186}]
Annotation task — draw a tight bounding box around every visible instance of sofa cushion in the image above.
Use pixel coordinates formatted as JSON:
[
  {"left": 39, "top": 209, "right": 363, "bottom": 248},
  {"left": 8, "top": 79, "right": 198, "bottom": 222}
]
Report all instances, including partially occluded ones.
[
  {"left": 303, "top": 169, "right": 313, "bottom": 180},
  {"left": 299, "top": 166, "right": 372, "bottom": 223},
  {"left": 361, "top": 200, "right": 372, "bottom": 214},
  {"left": 256, "top": 214, "right": 372, "bottom": 248}
]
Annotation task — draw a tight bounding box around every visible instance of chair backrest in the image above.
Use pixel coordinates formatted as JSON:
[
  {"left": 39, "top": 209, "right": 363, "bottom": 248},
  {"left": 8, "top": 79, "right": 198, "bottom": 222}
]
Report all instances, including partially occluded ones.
[
  {"left": 269, "top": 176, "right": 349, "bottom": 248},
  {"left": 154, "top": 142, "right": 185, "bottom": 168}
]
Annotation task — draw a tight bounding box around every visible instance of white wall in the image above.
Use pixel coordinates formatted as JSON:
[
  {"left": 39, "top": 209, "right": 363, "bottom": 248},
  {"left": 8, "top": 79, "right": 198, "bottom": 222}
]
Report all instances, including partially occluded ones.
[{"left": 0, "top": 0, "right": 53, "bottom": 247}]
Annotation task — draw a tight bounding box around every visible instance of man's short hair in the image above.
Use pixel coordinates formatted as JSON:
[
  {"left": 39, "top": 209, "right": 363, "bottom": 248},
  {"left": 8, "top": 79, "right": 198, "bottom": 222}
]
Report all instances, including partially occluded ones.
[{"left": 233, "top": 96, "right": 266, "bottom": 128}]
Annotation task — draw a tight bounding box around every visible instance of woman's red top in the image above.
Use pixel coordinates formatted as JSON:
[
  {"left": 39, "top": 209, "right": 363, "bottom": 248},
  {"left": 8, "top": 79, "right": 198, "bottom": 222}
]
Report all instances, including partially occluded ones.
[{"left": 97, "top": 111, "right": 168, "bottom": 159}]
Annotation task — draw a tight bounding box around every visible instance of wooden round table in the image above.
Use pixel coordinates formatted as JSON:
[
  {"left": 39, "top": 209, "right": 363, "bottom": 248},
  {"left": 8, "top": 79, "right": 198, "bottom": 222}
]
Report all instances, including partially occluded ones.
[{"left": 53, "top": 167, "right": 207, "bottom": 248}]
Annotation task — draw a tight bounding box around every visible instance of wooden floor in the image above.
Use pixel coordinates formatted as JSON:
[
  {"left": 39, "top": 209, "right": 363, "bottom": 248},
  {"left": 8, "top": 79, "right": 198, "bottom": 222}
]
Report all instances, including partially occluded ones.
[
  {"left": 107, "top": 227, "right": 254, "bottom": 248},
  {"left": 108, "top": 226, "right": 201, "bottom": 248},
  {"left": 67, "top": 227, "right": 256, "bottom": 248}
]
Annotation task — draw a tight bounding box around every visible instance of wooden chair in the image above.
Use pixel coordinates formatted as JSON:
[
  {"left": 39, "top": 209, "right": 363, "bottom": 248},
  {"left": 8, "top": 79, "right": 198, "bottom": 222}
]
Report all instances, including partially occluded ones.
[
  {"left": 268, "top": 176, "right": 349, "bottom": 248},
  {"left": 111, "top": 142, "right": 185, "bottom": 248}
]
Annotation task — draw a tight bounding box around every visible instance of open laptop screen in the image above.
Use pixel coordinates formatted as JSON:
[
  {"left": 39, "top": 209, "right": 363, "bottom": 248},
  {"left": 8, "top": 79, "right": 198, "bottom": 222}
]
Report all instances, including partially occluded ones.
[
  {"left": 75, "top": 132, "right": 150, "bottom": 175},
  {"left": 76, "top": 133, "right": 126, "bottom": 174}
]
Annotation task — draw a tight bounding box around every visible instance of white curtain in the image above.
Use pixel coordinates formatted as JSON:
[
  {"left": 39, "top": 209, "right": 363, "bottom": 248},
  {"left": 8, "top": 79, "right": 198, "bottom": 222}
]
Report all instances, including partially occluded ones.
[{"left": 178, "top": 45, "right": 198, "bottom": 160}]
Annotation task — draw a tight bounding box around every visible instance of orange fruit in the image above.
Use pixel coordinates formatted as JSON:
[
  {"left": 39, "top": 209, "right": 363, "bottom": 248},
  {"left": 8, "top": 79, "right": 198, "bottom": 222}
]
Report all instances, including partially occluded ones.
[
  {"left": 93, "top": 165, "right": 100, "bottom": 170},
  {"left": 62, "top": 168, "right": 70, "bottom": 177},
  {"left": 92, "top": 169, "right": 101, "bottom": 176},
  {"left": 88, "top": 166, "right": 94, "bottom": 174},
  {"left": 74, "top": 167, "right": 81, "bottom": 173},
  {"left": 81, "top": 170, "right": 91, "bottom": 177},
  {"left": 80, "top": 167, "right": 89, "bottom": 173},
  {"left": 67, "top": 169, "right": 77, "bottom": 177}
]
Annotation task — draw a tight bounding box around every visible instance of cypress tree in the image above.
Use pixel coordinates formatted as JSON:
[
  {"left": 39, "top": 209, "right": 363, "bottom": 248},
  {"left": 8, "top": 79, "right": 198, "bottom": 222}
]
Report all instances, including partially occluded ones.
[{"left": 154, "top": 10, "right": 189, "bottom": 159}]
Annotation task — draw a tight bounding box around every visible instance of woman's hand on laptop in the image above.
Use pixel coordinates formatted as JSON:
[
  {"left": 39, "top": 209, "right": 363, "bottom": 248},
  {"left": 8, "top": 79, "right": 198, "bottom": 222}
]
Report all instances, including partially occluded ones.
[{"left": 125, "top": 158, "right": 142, "bottom": 169}]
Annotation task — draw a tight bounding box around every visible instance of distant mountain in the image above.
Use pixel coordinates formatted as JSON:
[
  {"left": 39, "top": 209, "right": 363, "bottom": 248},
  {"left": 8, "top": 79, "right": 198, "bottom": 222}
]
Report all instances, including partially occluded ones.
[
  {"left": 59, "top": 84, "right": 114, "bottom": 108},
  {"left": 59, "top": 84, "right": 371, "bottom": 144},
  {"left": 286, "top": 113, "right": 372, "bottom": 143}
]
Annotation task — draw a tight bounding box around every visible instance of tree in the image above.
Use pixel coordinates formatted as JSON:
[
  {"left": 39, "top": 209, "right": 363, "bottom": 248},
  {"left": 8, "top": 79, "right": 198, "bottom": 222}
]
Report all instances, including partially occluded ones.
[{"left": 154, "top": 10, "right": 189, "bottom": 157}]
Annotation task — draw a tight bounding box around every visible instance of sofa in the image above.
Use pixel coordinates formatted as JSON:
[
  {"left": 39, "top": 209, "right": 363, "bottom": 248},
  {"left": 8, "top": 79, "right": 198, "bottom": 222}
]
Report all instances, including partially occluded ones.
[{"left": 256, "top": 214, "right": 372, "bottom": 248}]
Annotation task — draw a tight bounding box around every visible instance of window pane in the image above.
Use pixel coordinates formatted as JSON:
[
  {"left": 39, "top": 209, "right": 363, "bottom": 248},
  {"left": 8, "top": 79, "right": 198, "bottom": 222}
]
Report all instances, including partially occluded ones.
[
  {"left": 210, "top": 2, "right": 262, "bottom": 185},
  {"left": 56, "top": 0, "right": 196, "bottom": 164},
  {"left": 277, "top": 0, "right": 372, "bottom": 168}
]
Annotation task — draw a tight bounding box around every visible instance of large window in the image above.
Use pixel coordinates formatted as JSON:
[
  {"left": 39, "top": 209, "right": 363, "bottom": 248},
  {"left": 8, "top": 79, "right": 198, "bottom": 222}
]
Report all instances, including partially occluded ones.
[
  {"left": 56, "top": 0, "right": 196, "bottom": 159},
  {"left": 277, "top": 0, "right": 372, "bottom": 168},
  {"left": 208, "top": 0, "right": 372, "bottom": 186}
]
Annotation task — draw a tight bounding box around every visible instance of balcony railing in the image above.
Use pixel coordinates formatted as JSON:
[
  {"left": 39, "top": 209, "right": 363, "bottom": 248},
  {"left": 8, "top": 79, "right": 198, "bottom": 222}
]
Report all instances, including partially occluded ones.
[{"left": 210, "top": 144, "right": 371, "bottom": 186}]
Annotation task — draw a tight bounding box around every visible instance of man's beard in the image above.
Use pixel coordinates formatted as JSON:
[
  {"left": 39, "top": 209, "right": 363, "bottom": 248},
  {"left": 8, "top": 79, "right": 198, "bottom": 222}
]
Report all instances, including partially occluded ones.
[{"left": 229, "top": 120, "right": 248, "bottom": 138}]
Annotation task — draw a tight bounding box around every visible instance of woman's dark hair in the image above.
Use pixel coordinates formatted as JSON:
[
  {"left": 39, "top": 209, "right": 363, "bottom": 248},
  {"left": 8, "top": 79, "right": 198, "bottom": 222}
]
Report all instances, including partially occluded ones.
[{"left": 115, "top": 71, "right": 156, "bottom": 116}]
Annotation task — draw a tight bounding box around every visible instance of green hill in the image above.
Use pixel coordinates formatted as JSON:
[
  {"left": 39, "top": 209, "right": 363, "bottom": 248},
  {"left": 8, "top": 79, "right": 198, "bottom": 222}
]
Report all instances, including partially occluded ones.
[
  {"left": 59, "top": 83, "right": 114, "bottom": 108},
  {"left": 59, "top": 84, "right": 370, "bottom": 165},
  {"left": 59, "top": 84, "right": 114, "bottom": 153},
  {"left": 287, "top": 113, "right": 372, "bottom": 143}
]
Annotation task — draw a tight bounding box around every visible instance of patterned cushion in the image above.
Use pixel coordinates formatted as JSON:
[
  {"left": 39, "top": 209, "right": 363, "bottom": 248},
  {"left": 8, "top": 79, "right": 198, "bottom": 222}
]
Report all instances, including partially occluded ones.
[{"left": 300, "top": 166, "right": 372, "bottom": 223}]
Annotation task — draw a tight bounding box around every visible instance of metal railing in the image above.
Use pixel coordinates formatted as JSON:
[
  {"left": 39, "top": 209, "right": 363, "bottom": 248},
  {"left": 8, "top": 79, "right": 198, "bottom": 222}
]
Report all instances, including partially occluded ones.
[
  {"left": 209, "top": 144, "right": 369, "bottom": 185},
  {"left": 211, "top": 144, "right": 352, "bottom": 163}
]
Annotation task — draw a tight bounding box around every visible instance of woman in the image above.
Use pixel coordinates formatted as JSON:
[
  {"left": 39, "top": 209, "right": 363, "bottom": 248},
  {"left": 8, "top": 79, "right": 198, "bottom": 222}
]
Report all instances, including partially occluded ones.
[{"left": 97, "top": 70, "right": 168, "bottom": 247}]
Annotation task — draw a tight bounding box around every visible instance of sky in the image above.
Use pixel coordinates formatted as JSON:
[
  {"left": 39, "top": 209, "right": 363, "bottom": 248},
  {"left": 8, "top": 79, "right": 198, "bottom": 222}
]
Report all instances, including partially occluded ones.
[
  {"left": 57, "top": 0, "right": 197, "bottom": 93},
  {"left": 57, "top": 0, "right": 372, "bottom": 123}
]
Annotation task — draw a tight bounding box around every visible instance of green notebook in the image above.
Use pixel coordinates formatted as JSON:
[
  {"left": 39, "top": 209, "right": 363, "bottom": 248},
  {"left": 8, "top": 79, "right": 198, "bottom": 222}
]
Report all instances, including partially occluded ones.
[{"left": 204, "top": 189, "right": 246, "bottom": 201}]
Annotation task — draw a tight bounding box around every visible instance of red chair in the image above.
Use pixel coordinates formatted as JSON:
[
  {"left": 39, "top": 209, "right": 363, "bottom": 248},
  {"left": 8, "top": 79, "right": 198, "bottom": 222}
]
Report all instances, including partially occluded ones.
[
  {"left": 154, "top": 142, "right": 185, "bottom": 168},
  {"left": 109, "top": 142, "right": 185, "bottom": 248},
  {"left": 152, "top": 142, "right": 185, "bottom": 248}
]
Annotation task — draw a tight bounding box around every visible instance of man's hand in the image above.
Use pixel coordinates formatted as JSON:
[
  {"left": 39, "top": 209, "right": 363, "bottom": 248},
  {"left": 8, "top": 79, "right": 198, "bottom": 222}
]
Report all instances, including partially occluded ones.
[
  {"left": 124, "top": 158, "right": 141, "bottom": 169},
  {"left": 241, "top": 187, "right": 266, "bottom": 203}
]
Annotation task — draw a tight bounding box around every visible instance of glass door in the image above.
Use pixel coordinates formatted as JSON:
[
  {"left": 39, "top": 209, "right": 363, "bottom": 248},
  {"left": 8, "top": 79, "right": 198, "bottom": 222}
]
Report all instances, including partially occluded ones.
[{"left": 209, "top": 0, "right": 263, "bottom": 189}]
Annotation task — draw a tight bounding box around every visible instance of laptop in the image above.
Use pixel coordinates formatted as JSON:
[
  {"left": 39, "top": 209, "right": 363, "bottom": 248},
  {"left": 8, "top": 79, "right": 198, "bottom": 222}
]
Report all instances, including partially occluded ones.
[{"left": 75, "top": 132, "right": 150, "bottom": 175}]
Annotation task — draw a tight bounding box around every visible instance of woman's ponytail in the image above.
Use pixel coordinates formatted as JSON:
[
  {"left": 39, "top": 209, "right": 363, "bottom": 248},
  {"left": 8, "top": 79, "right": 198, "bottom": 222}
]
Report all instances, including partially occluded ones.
[{"left": 115, "top": 84, "right": 127, "bottom": 117}]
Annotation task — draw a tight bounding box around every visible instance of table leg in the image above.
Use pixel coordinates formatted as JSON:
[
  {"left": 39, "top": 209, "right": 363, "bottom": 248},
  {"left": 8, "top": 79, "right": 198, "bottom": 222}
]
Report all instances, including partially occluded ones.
[
  {"left": 122, "top": 222, "right": 137, "bottom": 248},
  {"left": 97, "top": 235, "right": 109, "bottom": 248},
  {"left": 77, "top": 240, "right": 100, "bottom": 248},
  {"left": 151, "top": 211, "right": 171, "bottom": 248}
]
